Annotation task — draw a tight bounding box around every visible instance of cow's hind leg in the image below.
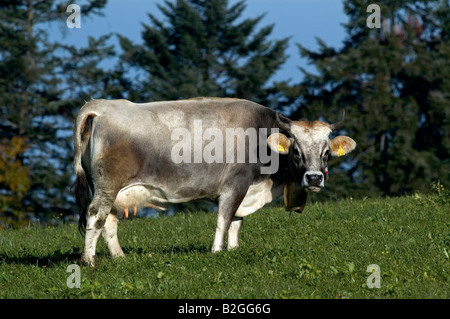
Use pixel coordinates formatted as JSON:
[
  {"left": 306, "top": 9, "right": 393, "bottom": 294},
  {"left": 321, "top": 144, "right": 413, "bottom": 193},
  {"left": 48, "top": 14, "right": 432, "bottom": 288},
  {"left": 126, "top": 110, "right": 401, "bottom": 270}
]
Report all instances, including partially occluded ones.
[
  {"left": 227, "top": 216, "right": 243, "bottom": 250},
  {"left": 102, "top": 209, "right": 125, "bottom": 259},
  {"left": 80, "top": 193, "right": 114, "bottom": 267}
]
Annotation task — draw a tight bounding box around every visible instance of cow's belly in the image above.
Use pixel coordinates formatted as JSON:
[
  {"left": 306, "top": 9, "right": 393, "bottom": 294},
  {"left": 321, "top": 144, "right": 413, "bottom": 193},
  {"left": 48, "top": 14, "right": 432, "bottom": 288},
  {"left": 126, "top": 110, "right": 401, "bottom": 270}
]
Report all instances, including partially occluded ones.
[
  {"left": 235, "top": 179, "right": 283, "bottom": 217},
  {"left": 114, "top": 180, "right": 283, "bottom": 217}
]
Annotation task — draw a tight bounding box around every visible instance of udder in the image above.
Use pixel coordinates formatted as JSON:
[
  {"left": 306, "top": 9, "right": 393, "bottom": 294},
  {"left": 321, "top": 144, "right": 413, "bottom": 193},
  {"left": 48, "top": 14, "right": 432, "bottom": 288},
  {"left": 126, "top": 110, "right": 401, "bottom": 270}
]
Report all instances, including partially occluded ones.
[{"left": 114, "top": 184, "right": 167, "bottom": 217}]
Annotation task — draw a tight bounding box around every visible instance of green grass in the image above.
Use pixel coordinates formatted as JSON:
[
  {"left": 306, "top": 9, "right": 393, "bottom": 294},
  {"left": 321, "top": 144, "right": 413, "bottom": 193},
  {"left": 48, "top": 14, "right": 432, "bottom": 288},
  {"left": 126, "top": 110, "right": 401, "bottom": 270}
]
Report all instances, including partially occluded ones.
[{"left": 0, "top": 194, "right": 449, "bottom": 299}]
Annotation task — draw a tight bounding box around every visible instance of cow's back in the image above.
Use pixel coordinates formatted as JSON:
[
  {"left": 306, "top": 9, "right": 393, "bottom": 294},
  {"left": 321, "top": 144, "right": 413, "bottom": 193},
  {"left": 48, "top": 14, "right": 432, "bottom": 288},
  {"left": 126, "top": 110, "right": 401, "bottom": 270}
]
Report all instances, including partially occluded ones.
[{"left": 81, "top": 97, "right": 275, "bottom": 130}]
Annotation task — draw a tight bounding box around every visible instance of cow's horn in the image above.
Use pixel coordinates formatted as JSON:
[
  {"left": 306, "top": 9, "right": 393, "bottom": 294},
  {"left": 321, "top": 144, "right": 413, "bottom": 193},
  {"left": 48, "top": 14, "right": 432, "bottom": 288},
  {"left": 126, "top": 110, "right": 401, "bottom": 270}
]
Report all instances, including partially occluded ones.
[
  {"left": 276, "top": 112, "right": 291, "bottom": 131},
  {"left": 329, "top": 110, "right": 345, "bottom": 131}
]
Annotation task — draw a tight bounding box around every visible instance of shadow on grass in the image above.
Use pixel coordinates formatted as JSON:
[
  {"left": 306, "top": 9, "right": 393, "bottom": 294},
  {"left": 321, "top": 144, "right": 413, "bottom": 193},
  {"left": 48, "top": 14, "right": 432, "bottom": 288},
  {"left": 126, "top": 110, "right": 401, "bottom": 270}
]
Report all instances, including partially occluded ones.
[
  {"left": 0, "top": 248, "right": 81, "bottom": 267},
  {"left": 123, "top": 243, "right": 210, "bottom": 255},
  {"left": 159, "top": 243, "right": 210, "bottom": 255},
  {"left": 1, "top": 243, "right": 211, "bottom": 267}
]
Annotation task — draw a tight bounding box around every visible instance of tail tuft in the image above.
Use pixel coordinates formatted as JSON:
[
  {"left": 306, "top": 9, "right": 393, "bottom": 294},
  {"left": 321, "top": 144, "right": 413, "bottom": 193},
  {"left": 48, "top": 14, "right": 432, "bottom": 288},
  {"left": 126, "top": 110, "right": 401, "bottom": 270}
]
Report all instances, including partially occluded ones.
[
  {"left": 72, "top": 172, "right": 89, "bottom": 234},
  {"left": 73, "top": 109, "right": 98, "bottom": 234}
]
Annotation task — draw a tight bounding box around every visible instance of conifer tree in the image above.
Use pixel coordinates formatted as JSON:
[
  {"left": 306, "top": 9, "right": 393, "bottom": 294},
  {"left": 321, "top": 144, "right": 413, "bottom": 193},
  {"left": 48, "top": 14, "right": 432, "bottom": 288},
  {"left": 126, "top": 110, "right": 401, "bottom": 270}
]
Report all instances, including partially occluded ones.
[
  {"left": 0, "top": 0, "right": 111, "bottom": 225},
  {"left": 292, "top": 0, "right": 449, "bottom": 197},
  {"left": 118, "top": 0, "right": 289, "bottom": 104}
]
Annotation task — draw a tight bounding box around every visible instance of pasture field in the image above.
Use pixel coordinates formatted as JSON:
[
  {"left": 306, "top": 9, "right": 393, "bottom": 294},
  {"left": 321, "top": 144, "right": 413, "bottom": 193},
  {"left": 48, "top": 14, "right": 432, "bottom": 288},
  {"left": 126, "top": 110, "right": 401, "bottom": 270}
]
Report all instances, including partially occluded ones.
[{"left": 0, "top": 194, "right": 449, "bottom": 299}]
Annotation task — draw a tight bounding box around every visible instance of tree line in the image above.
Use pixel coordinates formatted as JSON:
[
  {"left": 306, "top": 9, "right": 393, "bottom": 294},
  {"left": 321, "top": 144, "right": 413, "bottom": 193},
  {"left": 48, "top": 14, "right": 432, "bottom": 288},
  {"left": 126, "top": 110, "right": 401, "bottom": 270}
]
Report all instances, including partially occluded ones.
[{"left": 1, "top": 0, "right": 448, "bottom": 228}]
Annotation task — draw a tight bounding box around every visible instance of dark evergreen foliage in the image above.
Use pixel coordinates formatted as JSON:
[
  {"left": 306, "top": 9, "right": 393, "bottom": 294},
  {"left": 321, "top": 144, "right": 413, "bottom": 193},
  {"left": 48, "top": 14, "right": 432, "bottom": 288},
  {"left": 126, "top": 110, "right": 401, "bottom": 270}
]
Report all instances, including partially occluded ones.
[
  {"left": 1, "top": 0, "right": 448, "bottom": 226},
  {"left": 117, "top": 0, "right": 289, "bottom": 104},
  {"left": 289, "top": 0, "right": 449, "bottom": 198},
  {"left": 0, "top": 0, "right": 112, "bottom": 227}
]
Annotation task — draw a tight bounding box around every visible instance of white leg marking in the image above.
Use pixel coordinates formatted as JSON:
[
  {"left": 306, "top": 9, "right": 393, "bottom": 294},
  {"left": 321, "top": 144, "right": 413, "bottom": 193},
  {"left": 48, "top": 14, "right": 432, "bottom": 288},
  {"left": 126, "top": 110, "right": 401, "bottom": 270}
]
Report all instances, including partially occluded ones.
[
  {"left": 211, "top": 215, "right": 227, "bottom": 253},
  {"left": 81, "top": 202, "right": 112, "bottom": 266},
  {"left": 228, "top": 216, "right": 243, "bottom": 250},
  {"left": 82, "top": 226, "right": 102, "bottom": 266},
  {"left": 102, "top": 213, "right": 125, "bottom": 259}
]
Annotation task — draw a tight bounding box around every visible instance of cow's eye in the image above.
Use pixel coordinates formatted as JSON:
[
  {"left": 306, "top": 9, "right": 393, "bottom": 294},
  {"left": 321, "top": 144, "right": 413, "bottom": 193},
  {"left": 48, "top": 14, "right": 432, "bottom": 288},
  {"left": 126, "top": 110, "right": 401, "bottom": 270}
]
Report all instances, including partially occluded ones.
[
  {"left": 293, "top": 146, "right": 300, "bottom": 157},
  {"left": 323, "top": 150, "right": 330, "bottom": 160}
]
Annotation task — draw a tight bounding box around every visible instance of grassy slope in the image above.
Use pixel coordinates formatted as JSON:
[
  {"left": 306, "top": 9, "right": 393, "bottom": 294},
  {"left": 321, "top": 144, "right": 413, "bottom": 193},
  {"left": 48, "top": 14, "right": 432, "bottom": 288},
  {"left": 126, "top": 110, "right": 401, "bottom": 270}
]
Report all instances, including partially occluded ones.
[{"left": 0, "top": 195, "right": 449, "bottom": 299}]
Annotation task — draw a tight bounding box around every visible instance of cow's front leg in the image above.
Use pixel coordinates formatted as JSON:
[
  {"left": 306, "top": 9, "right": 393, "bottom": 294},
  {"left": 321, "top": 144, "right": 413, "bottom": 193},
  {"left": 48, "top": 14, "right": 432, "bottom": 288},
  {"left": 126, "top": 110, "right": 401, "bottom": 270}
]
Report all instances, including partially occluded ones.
[
  {"left": 102, "top": 210, "right": 125, "bottom": 259},
  {"left": 228, "top": 216, "right": 243, "bottom": 250},
  {"left": 212, "top": 215, "right": 228, "bottom": 253},
  {"left": 212, "top": 186, "right": 248, "bottom": 253}
]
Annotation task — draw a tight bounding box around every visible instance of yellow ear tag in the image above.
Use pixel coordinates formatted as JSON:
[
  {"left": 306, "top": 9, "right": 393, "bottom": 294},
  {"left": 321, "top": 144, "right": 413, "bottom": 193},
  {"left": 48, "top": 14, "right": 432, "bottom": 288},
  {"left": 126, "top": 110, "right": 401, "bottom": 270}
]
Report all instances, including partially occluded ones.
[
  {"left": 278, "top": 144, "right": 286, "bottom": 152},
  {"left": 337, "top": 145, "right": 346, "bottom": 157}
]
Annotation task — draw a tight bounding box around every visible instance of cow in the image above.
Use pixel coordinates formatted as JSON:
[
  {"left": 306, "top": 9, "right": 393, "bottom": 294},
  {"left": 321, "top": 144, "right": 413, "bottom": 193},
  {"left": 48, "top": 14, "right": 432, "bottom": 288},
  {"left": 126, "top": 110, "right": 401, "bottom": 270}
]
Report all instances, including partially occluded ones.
[{"left": 73, "top": 97, "right": 356, "bottom": 266}]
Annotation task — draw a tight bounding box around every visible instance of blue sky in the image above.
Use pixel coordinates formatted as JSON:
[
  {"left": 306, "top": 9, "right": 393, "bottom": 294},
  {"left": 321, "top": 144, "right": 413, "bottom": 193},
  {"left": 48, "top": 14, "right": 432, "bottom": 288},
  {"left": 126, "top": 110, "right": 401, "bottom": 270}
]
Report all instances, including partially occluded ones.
[{"left": 53, "top": 0, "right": 348, "bottom": 84}]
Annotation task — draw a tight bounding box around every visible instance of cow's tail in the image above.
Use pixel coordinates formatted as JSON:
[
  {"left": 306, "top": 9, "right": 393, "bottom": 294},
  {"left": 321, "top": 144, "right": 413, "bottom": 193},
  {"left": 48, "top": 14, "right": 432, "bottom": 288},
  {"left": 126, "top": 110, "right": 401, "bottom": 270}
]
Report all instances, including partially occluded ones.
[{"left": 73, "top": 107, "right": 98, "bottom": 234}]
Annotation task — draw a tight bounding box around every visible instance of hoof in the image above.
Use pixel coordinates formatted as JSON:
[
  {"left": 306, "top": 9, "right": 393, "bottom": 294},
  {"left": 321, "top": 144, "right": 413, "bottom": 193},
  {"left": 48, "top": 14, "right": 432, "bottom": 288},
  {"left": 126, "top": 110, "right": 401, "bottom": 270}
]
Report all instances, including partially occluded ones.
[
  {"left": 211, "top": 246, "right": 223, "bottom": 253},
  {"left": 79, "top": 254, "right": 96, "bottom": 267}
]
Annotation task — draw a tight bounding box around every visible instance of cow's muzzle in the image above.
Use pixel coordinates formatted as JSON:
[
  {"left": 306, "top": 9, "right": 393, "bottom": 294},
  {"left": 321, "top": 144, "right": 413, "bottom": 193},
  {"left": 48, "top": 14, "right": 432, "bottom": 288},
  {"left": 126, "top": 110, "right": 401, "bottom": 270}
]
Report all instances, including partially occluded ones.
[{"left": 302, "top": 171, "right": 324, "bottom": 193}]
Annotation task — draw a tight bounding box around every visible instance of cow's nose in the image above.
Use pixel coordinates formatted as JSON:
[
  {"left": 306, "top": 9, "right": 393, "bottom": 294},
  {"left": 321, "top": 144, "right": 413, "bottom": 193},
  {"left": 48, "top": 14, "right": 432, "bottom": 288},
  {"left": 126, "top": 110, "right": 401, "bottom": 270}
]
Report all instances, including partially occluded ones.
[{"left": 305, "top": 173, "right": 323, "bottom": 186}]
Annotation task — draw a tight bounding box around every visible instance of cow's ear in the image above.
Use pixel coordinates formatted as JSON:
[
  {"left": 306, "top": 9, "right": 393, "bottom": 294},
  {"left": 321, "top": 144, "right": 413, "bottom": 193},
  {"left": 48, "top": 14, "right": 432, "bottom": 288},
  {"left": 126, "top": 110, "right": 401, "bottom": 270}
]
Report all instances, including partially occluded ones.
[
  {"left": 330, "top": 136, "right": 356, "bottom": 157},
  {"left": 267, "top": 133, "right": 290, "bottom": 154}
]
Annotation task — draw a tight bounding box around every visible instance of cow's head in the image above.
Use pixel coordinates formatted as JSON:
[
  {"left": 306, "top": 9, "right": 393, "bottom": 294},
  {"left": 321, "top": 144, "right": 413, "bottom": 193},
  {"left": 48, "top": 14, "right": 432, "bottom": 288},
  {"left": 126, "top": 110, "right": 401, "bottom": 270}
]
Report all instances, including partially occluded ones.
[{"left": 268, "top": 111, "right": 356, "bottom": 193}]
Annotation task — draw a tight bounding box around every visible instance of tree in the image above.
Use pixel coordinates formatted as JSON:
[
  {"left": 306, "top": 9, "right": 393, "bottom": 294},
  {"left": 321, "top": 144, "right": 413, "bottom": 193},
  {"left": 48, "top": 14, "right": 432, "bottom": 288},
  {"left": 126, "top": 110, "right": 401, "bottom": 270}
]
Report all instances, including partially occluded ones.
[
  {"left": 291, "top": 0, "right": 449, "bottom": 197},
  {"left": 0, "top": 0, "right": 112, "bottom": 225},
  {"left": 0, "top": 137, "right": 31, "bottom": 228},
  {"left": 118, "top": 0, "right": 289, "bottom": 104}
]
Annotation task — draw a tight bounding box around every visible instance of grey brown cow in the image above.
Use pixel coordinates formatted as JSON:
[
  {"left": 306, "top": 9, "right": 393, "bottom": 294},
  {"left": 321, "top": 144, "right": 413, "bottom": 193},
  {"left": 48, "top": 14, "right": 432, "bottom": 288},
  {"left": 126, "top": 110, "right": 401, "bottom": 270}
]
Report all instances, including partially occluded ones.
[{"left": 73, "top": 97, "right": 356, "bottom": 266}]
